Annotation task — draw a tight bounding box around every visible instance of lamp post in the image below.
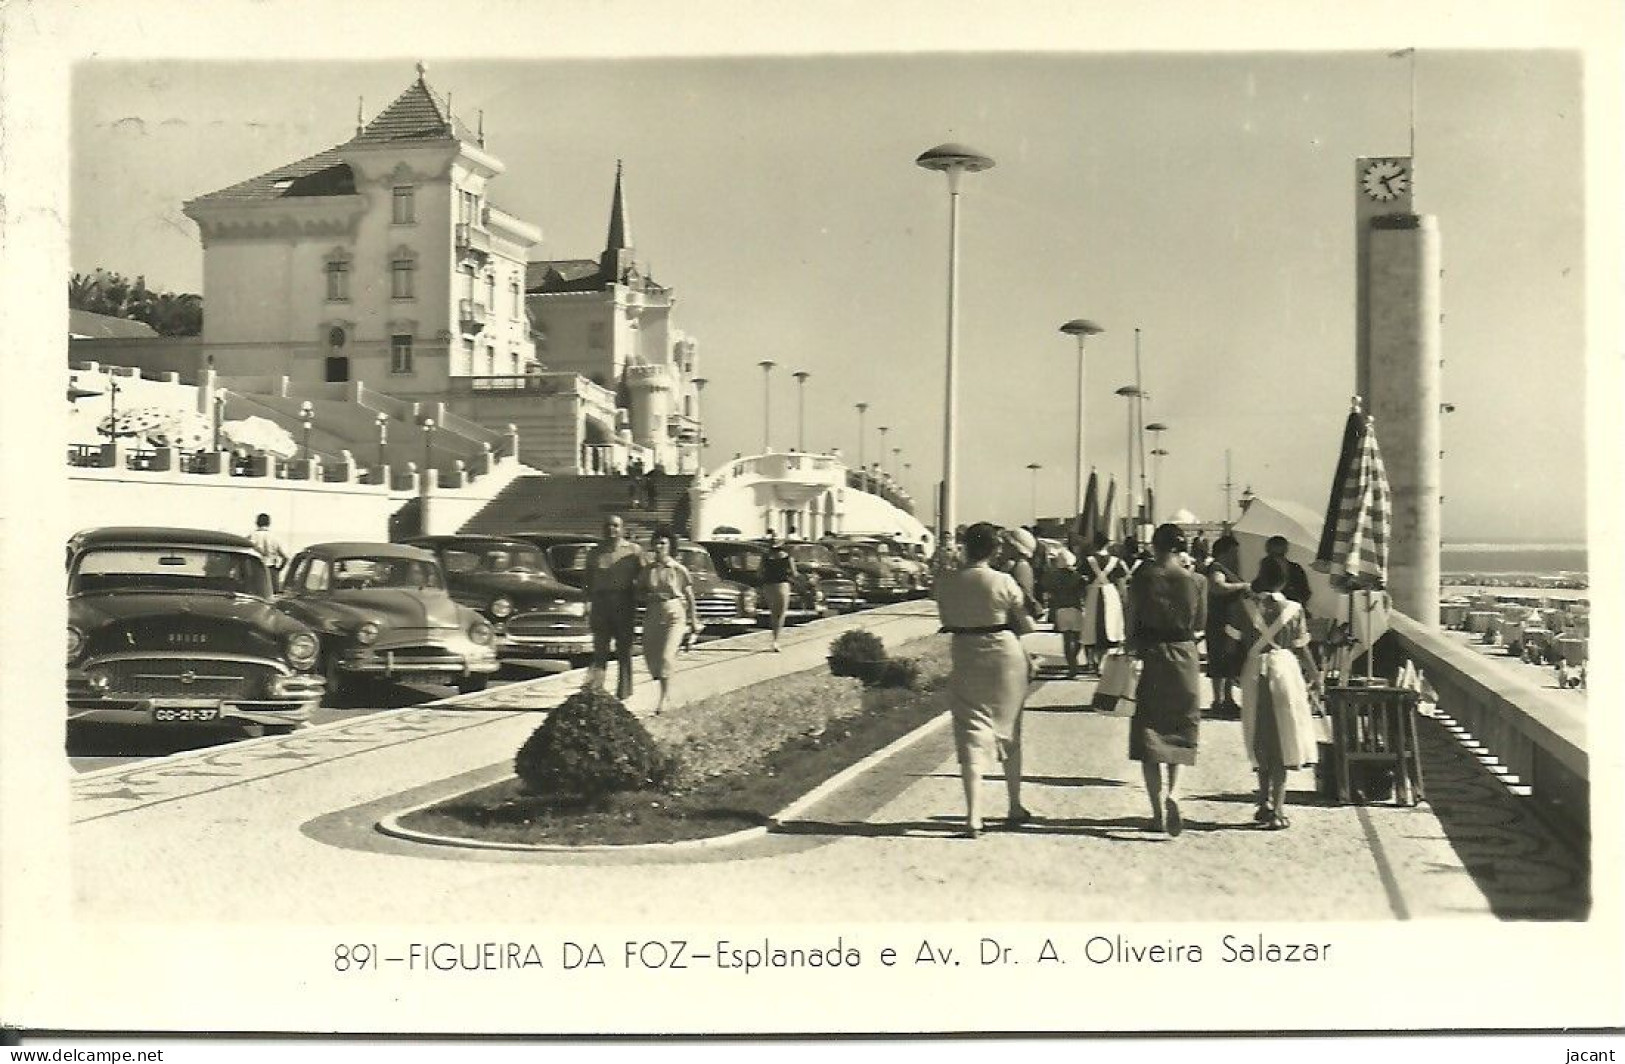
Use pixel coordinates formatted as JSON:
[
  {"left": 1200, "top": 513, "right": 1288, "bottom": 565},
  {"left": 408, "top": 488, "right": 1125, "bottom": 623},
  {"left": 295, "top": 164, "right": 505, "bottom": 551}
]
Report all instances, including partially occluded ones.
[
  {"left": 1059, "top": 319, "right": 1103, "bottom": 519},
  {"left": 1239, "top": 484, "right": 1256, "bottom": 515},
  {"left": 213, "top": 392, "right": 227, "bottom": 453},
  {"left": 1222, "top": 448, "right": 1236, "bottom": 527},
  {"left": 1145, "top": 421, "right": 1168, "bottom": 522},
  {"left": 877, "top": 426, "right": 889, "bottom": 475},
  {"left": 757, "top": 359, "right": 777, "bottom": 452},
  {"left": 106, "top": 379, "right": 121, "bottom": 438},
  {"left": 299, "top": 400, "right": 315, "bottom": 463},
  {"left": 375, "top": 412, "right": 389, "bottom": 482},
  {"left": 1026, "top": 462, "right": 1042, "bottom": 522},
  {"left": 421, "top": 417, "right": 436, "bottom": 534},
  {"left": 855, "top": 402, "right": 868, "bottom": 489},
  {"left": 792, "top": 371, "right": 810, "bottom": 453},
  {"left": 916, "top": 141, "right": 995, "bottom": 545},
  {"left": 1114, "top": 385, "right": 1145, "bottom": 535},
  {"left": 691, "top": 376, "right": 708, "bottom": 472}
]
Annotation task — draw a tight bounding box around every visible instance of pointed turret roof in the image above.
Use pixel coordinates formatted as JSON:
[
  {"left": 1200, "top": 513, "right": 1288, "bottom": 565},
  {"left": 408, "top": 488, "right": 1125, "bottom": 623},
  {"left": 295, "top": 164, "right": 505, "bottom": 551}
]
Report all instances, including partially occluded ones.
[
  {"left": 605, "top": 159, "right": 631, "bottom": 253},
  {"left": 350, "top": 63, "right": 480, "bottom": 147},
  {"left": 186, "top": 65, "right": 480, "bottom": 209}
]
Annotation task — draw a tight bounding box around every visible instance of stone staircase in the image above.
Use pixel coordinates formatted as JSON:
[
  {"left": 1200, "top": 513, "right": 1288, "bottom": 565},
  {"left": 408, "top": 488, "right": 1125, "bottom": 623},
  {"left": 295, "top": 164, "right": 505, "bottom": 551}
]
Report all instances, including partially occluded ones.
[{"left": 458, "top": 473, "right": 694, "bottom": 540}]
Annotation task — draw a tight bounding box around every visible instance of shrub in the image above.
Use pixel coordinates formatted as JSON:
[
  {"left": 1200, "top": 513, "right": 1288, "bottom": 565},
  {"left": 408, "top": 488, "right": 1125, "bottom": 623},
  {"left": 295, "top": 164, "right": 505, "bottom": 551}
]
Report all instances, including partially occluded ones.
[
  {"left": 827, "top": 629, "right": 887, "bottom": 679},
  {"left": 514, "top": 687, "right": 674, "bottom": 806},
  {"left": 874, "top": 656, "right": 921, "bottom": 690}
]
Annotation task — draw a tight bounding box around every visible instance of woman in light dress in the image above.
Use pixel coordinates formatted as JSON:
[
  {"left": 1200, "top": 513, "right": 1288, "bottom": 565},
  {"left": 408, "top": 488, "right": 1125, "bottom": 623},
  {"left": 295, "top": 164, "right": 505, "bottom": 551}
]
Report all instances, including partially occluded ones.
[
  {"left": 1079, "top": 535, "right": 1127, "bottom": 674},
  {"left": 1225, "top": 555, "right": 1322, "bottom": 829},
  {"left": 759, "top": 529, "right": 797, "bottom": 652},
  {"left": 934, "top": 522, "right": 1036, "bottom": 839},
  {"left": 635, "top": 530, "right": 699, "bottom": 715}
]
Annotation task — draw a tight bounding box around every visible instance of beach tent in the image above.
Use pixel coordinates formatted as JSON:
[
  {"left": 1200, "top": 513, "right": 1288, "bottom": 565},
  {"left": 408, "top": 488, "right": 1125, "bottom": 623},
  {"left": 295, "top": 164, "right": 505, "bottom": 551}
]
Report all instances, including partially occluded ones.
[{"left": 1231, "top": 495, "right": 1389, "bottom": 650}]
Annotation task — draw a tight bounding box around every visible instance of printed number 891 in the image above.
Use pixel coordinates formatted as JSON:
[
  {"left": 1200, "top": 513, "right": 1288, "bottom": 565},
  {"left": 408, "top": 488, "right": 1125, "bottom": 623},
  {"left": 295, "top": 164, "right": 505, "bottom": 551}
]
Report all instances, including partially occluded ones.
[{"left": 334, "top": 944, "right": 378, "bottom": 971}]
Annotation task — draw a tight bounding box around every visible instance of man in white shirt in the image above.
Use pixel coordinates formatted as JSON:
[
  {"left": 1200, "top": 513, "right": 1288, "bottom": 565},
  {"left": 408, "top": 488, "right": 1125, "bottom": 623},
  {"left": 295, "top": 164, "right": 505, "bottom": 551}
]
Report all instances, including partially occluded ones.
[{"left": 248, "top": 512, "right": 288, "bottom": 588}]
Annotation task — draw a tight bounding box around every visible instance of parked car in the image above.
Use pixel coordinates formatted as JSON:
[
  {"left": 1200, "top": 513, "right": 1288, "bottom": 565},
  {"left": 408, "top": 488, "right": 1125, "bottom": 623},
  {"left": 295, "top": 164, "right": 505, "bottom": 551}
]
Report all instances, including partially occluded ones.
[
  {"left": 405, "top": 535, "right": 592, "bottom": 667},
  {"left": 507, "top": 533, "right": 599, "bottom": 592},
  {"left": 66, "top": 527, "right": 324, "bottom": 733},
  {"left": 276, "top": 542, "right": 500, "bottom": 699},
  {"left": 782, "top": 541, "right": 861, "bottom": 613},
  {"left": 874, "top": 535, "right": 933, "bottom": 595},
  {"left": 670, "top": 543, "right": 759, "bottom": 633},
  {"left": 821, "top": 536, "right": 918, "bottom": 602},
  {"left": 701, "top": 540, "right": 826, "bottom": 622}
]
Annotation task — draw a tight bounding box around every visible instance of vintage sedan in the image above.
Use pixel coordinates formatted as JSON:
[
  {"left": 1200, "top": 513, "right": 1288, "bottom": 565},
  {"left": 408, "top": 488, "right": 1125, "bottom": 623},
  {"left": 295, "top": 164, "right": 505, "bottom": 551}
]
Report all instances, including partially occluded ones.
[
  {"left": 277, "top": 542, "right": 500, "bottom": 698},
  {"left": 822, "top": 536, "right": 919, "bottom": 603},
  {"left": 783, "top": 541, "right": 861, "bottom": 613},
  {"left": 701, "top": 540, "right": 826, "bottom": 623},
  {"left": 405, "top": 535, "right": 593, "bottom": 667},
  {"left": 66, "top": 527, "right": 324, "bottom": 733},
  {"left": 671, "top": 542, "right": 759, "bottom": 633}
]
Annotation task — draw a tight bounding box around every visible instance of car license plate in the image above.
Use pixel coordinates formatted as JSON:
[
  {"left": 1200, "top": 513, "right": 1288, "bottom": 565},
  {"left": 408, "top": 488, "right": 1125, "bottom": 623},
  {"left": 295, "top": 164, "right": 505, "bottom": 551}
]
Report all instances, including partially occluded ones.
[
  {"left": 153, "top": 706, "right": 220, "bottom": 723},
  {"left": 397, "top": 672, "right": 453, "bottom": 686},
  {"left": 541, "top": 643, "right": 579, "bottom": 656}
]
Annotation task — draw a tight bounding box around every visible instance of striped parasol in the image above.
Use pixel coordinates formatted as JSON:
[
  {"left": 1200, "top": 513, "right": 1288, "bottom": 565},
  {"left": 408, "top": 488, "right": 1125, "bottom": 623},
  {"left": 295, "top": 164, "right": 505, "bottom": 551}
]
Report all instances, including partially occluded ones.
[{"left": 1315, "top": 397, "right": 1391, "bottom": 589}]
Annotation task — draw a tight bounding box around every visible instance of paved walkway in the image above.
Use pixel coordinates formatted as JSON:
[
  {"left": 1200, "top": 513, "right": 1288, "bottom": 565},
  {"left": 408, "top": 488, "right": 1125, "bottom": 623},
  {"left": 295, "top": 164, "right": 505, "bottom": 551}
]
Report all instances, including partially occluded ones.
[{"left": 70, "top": 603, "right": 1587, "bottom": 924}]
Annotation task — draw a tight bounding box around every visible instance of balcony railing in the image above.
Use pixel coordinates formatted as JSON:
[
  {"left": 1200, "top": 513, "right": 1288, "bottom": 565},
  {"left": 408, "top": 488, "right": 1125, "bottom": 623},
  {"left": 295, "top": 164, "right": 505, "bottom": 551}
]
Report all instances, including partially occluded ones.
[{"left": 454, "top": 222, "right": 492, "bottom": 262}]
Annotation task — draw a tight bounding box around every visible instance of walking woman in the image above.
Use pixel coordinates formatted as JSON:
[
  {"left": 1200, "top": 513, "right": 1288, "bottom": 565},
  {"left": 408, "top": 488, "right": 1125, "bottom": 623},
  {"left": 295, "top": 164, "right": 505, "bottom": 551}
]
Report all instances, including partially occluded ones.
[
  {"left": 935, "top": 522, "right": 1035, "bottom": 838},
  {"left": 1080, "top": 534, "right": 1128, "bottom": 674},
  {"left": 1226, "top": 556, "right": 1321, "bottom": 829},
  {"left": 1125, "top": 523, "right": 1208, "bottom": 836},
  {"left": 760, "top": 529, "right": 797, "bottom": 652},
  {"left": 1202, "top": 534, "right": 1251, "bottom": 717},
  {"left": 1042, "top": 547, "right": 1085, "bottom": 679},
  {"left": 636, "top": 530, "right": 699, "bottom": 714}
]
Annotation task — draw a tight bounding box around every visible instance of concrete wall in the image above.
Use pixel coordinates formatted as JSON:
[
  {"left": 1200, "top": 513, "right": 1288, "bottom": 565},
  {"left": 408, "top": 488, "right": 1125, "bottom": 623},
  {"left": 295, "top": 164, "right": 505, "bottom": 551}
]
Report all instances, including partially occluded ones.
[
  {"left": 1369, "top": 216, "right": 1443, "bottom": 625},
  {"left": 1387, "top": 612, "right": 1587, "bottom": 846}
]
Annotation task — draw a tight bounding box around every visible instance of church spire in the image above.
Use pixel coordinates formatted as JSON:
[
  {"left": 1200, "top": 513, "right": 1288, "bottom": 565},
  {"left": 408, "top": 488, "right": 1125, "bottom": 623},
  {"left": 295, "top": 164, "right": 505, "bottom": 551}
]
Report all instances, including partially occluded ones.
[{"left": 600, "top": 159, "right": 636, "bottom": 281}]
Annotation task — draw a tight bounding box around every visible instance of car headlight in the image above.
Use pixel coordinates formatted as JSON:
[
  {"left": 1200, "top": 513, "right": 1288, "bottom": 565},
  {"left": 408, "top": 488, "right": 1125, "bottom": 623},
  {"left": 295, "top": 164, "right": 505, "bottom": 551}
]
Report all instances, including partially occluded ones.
[
  {"left": 856, "top": 572, "right": 873, "bottom": 587},
  {"left": 285, "top": 631, "right": 319, "bottom": 667},
  {"left": 490, "top": 597, "right": 514, "bottom": 619},
  {"left": 739, "top": 587, "right": 758, "bottom": 613},
  {"left": 468, "top": 620, "right": 494, "bottom": 646},
  {"left": 67, "top": 625, "right": 85, "bottom": 661},
  {"left": 553, "top": 599, "right": 587, "bottom": 617},
  {"left": 355, "top": 621, "right": 381, "bottom": 645}
]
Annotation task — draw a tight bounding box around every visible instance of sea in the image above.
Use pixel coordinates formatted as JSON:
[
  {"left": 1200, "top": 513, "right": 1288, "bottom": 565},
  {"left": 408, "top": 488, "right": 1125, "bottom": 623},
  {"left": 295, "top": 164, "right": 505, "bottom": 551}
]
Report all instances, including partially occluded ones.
[{"left": 1440, "top": 543, "right": 1588, "bottom": 578}]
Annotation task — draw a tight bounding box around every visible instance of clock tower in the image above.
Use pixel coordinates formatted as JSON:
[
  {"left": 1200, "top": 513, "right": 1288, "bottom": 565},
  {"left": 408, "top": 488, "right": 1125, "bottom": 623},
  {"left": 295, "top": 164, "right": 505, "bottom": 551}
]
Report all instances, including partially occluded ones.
[{"left": 1354, "top": 154, "right": 1442, "bottom": 626}]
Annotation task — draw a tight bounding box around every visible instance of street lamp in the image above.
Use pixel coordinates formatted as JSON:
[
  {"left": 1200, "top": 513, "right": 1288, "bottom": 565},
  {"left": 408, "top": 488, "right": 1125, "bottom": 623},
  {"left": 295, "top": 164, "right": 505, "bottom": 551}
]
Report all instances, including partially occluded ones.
[
  {"left": 1059, "top": 319, "right": 1104, "bottom": 519},
  {"left": 375, "top": 411, "right": 389, "bottom": 482},
  {"left": 1145, "top": 421, "right": 1168, "bottom": 522},
  {"left": 1239, "top": 484, "right": 1256, "bottom": 515},
  {"left": 758, "top": 359, "right": 777, "bottom": 452},
  {"left": 1114, "top": 385, "right": 1146, "bottom": 534},
  {"left": 855, "top": 402, "right": 868, "bottom": 488},
  {"left": 213, "top": 391, "right": 227, "bottom": 452},
  {"left": 299, "top": 400, "right": 315, "bottom": 463},
  {"left": 877, "top": 426, "right": 889, "bottom": 475},
  {"left": 792, "top": 371, "right": 811, "bottom": 452},
  {"left": 105, "top": 379, "right": 121, "bottom": 438},
  {"left": 1026, "top": 462, "right": 1043, "bottom": 522},
  {"left": 421, "top": 417, "right": 436, "bottom": 534},
  {"left": 916, "top": 141, "right": 995, "bottom": 544}
]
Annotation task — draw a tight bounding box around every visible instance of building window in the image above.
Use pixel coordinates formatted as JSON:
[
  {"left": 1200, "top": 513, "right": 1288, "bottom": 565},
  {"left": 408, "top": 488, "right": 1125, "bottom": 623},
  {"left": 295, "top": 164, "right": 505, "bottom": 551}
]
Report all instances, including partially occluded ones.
[
  {"left": 511, "top": 351, "right": 521, "bottom": 375},
  {"left": 390, "top": 335, "right": 414, "bottom": 374},
  {"left": 485, "top": 273, "right": 496, "bottom": 313},
  {"left": 391, "top": 185, "right": 415, "bottom": 225},
  {"left": 460, "top": 189, "right": 479, "bottom": 226},
  {"left": 588, "top": 321, "right": 608, "bottom": 351},
  {"left": 486, "top": 345, "right": 497, "bottom": 376},
  {"left": 324, "top": 260, "right": 349, "bottom": 301},
  {"left": 460, "top": 338, "right": 475, "bottom": 377},
  {"left": 391, "top": 258, "right": 415, "bottom": 300},
  {"left": 511, "top": 279, "right": 522, "bottom": 319}
]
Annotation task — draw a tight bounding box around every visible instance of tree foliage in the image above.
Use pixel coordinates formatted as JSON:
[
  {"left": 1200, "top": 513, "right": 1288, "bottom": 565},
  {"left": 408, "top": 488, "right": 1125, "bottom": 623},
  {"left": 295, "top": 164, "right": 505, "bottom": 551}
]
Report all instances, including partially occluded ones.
[{"left": 68, "top": 269, "right": 203, "bottom": 337}]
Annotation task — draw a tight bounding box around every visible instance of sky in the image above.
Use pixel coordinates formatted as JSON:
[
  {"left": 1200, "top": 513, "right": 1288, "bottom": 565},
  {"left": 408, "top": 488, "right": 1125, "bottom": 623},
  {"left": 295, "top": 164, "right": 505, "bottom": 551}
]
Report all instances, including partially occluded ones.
[{"left": 70, "top": 49, "right": 1588, "bottom": 542}]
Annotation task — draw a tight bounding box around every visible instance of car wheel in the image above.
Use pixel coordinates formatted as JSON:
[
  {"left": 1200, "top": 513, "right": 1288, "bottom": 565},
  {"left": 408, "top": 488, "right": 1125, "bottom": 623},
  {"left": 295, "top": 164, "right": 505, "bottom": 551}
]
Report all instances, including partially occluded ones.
[{"left": 457, "top": 675, "right": 489, "bottom": 695}]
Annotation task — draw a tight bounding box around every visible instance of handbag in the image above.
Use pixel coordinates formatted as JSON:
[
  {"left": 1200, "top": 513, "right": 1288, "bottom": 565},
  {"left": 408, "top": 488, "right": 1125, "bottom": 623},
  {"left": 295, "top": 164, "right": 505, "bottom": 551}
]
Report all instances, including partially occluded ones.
[{"left": 1092, "top": 649, "right": 1141, "bottom": 715}]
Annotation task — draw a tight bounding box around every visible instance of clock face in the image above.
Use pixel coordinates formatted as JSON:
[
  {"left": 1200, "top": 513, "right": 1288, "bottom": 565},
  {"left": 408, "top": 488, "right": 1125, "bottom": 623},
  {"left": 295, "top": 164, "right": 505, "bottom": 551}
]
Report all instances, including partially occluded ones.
[{"left": 1361, "top": 159, "right": 1411, "bottom": 202}]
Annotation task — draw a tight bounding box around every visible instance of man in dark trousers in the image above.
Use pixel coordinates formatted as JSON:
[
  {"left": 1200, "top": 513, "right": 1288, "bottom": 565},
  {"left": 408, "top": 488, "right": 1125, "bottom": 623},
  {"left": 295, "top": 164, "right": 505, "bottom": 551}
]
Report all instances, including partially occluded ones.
[{"left": 585, "top": 514, "right": 645, "bottom": 699}]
